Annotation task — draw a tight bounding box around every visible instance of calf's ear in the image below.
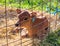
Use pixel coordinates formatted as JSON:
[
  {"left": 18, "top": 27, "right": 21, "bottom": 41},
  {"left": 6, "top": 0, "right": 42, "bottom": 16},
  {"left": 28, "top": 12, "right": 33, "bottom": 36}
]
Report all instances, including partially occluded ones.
[
  {"left": 31, "top": 12, "right": 37, "bottom": 22},
  {"left": 31, "top": 12, "right": 37, "bottom": 16},
  {"left": 30, "top": 12, "right": 36, "bottom": 18},
  {"left": 16, "top": 9, "right": 22, "bottom": 14}
]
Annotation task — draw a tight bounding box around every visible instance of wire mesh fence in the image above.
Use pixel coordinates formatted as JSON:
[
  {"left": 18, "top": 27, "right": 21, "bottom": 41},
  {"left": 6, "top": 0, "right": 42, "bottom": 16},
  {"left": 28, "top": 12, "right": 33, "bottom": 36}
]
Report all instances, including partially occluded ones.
[{"left": 0, "top": 0, "right": 60, "bottom": 46}]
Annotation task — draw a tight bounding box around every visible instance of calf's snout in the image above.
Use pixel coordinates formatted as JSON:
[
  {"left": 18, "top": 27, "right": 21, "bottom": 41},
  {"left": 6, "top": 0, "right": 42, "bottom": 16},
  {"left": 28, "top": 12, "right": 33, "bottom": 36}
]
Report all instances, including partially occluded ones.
[{"left": 15, "top": 23, "right": 19, "bottom": 27}]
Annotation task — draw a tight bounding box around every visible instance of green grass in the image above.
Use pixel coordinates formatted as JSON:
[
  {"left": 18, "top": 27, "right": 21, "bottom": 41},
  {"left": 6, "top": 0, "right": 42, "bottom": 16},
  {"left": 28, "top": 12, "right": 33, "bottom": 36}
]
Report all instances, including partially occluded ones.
[{"left": 0, "top": 0, "right": 60, "bottom": 10}]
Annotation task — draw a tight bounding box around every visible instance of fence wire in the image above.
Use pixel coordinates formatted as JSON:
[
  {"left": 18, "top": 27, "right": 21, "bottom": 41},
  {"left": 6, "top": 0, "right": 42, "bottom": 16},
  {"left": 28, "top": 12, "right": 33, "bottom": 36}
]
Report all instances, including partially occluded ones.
[{"left": 0, "top": 0, "right": 60, "bottom": 46}]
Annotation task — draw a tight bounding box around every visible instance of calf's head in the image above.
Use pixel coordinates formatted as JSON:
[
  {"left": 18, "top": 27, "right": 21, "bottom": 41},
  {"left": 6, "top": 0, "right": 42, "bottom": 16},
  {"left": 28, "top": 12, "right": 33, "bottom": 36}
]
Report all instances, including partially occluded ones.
[{"left": 15, "top": 10, "right": 36, "bottom": 29}]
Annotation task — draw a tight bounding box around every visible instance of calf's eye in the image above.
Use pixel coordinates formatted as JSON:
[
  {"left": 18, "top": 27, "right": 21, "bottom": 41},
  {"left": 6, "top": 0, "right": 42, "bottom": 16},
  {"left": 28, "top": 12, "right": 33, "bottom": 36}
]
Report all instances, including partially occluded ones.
[{"left": 24, "top": 18, "right": 28, "bottom": 20}]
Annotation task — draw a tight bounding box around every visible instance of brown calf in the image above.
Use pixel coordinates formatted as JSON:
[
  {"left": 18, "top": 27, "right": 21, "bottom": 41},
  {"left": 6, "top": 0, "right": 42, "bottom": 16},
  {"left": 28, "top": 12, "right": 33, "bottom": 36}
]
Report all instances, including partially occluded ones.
[{"left": 15, "top": 9, "right": 49, "bottom": 39}]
